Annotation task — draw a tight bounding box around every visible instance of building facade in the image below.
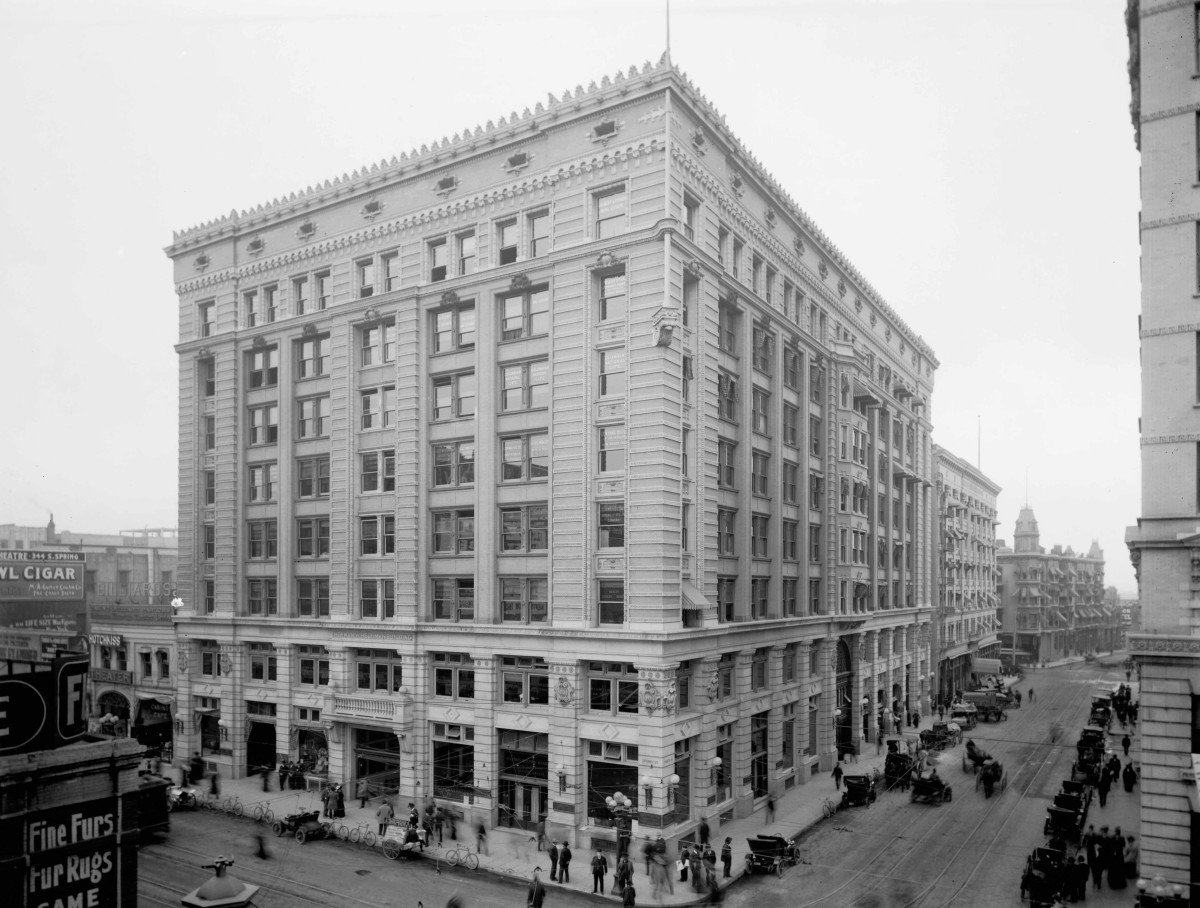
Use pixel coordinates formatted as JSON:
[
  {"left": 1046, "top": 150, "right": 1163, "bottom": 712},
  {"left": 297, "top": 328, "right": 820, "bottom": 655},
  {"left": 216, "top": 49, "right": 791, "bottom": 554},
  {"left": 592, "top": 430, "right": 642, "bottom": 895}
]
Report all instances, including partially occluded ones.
[
  {"left": 0, "top": 521, "right": 178, "bottom": 750},
  {"left": 932, "top": 446, "right": 1001, "bottom": 704},
  {"left": 1126, "top": 0, "right": 1200, "bottom": 894},
  {"left": 996, "top": 508, "right": 1113, "bottom": 664},
  {"left": 166, "top": 56, "right": 938, "bottom": 847}
]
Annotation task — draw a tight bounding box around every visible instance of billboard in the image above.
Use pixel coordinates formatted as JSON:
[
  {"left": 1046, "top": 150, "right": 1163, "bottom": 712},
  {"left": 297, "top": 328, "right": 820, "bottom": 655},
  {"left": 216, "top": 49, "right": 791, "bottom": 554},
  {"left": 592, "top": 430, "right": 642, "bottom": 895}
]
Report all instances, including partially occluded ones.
[
  {"left": 0, "top": 552, "right": 85, "bottom": 601},
  {"left": 24, "top": 798, "right": 121, "bottom": 908},
  {"left": 0, "top": 654, "right": 89, "bottom": 755}
]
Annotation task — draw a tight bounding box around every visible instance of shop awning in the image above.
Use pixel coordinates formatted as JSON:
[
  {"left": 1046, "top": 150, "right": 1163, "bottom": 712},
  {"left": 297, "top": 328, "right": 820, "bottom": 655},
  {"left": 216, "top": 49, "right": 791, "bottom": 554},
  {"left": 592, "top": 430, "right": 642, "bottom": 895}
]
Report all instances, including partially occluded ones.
[
  {"left": 973, "top": 657, "right": 1002, "bottom": 675},
  {"left": 681, "top": 579, "right": 711, "bottom": 611}
]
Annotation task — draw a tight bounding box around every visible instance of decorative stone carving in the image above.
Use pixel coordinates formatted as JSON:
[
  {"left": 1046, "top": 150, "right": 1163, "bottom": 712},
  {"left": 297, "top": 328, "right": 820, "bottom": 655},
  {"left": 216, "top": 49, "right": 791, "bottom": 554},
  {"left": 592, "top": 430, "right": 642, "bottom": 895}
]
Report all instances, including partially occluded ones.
[
  {"left": 690, "top": 128, "right": 707, "bottom": 155},
  {"left": 302, "top": 323, "right": 318, "bottom": 337},
  {"left": 730, "top": 172, "right": 744, "bottom": 197},
  {"left": 252, "top": 335, "right": 267, "bottom": 349},
  {"left": 219, "top": 653, "right": 232, "bottom": 676},
  {"left": 193, "top": 254, "right": 210, "bottom": 272},
  {"left": 706, "top": 673, "right": 720, "bottom": 702},
  {"left": 196, "top": 347, "right": 212, "bottom": 360},
  {"left": 246, "top": 237, "right": 265, "bottom": 257},
  {"left": 793, "top": 236, "right": 805, "bottom": 257},
  {"left": 869, "top": 312, "right": 877, "bottom": 328},
  {"left": 296, "top": 220, "right": 317, "bottom": 241},
  {"left": 177, "top": 648, "right": 190, "bottom": 675},
  {"left": 764, "top": 208, "right": 777, "bottom": 230},
  {"left": 684, "top": 259, "right": 703, "bottom": 279},
  {"left": 511, "top": 273, "right": 532, "bottom": 292},
  {"left": 818, "top": 260, "right": 829, "bottom": 280},
  {"left": 440, "top": 289, "right": 460, "bottom": 307},
  {"left": 363, "top": 307, "right": 379, "bottom": 323},
  {"left": 504, "top": 151, "right": 532, "bottom": 174},
  {"left": 651, "top": 307, "right": 679, "bottom": 347},
  {"left": 556, "top": 677, "right": 574, "bottom": 706},
  {"left": 434, "top": 176, "right": 458, "bottom": 198},
  {"left": 837, "top": 278, "right": 846, "bottom": 298},
  {"left": 595, "top": 251, "right": 617, "bottom": 269},
  {"left": 587, "top": 118, "right": 624, "bottom": 146},
  {"left": 885, "top": 328, "right": 892, "bottom": 343}
]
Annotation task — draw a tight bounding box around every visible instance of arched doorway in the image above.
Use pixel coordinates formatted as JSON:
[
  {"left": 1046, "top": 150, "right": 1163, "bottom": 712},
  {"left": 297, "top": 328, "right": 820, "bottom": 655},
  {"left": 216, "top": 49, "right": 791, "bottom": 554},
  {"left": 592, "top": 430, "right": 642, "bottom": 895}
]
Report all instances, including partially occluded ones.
[
  {"left": 835, "top": 639, "right": 853, "bottom": 753},
  {"left": 98, "top": 690, "right": 130, "bottom": 719}
]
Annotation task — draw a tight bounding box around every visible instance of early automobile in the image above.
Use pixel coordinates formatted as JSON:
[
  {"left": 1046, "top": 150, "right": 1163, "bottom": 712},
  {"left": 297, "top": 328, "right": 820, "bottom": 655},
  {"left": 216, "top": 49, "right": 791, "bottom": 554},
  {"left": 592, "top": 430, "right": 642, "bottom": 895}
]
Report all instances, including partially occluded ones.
[
  {"left": 840, "top": 774, "right": 877, "bottom": 809},
  {"left": 743, "top": 835, "right": 802, "bottom": 877},
  {"left": 910, "top": 770, "right": 952, "bottom": 804},
  {"left": 272, "top": 809, "right": 334, "bottom": 844}
]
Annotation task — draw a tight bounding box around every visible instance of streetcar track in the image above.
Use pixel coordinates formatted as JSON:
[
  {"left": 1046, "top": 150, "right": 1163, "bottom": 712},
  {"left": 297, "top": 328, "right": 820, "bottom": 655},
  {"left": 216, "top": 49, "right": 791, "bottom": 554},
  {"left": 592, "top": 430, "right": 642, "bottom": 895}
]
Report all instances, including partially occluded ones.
[{"left": 786, "top": 664, "right": 1097, "bottom": 908}]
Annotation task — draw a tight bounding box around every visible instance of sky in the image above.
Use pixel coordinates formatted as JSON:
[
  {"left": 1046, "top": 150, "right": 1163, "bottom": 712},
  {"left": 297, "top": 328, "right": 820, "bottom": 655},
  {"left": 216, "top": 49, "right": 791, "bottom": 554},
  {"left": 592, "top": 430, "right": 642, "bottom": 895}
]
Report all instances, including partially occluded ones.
[{"left": 0, "top": 0, "right": 1142, "bottom": 593}]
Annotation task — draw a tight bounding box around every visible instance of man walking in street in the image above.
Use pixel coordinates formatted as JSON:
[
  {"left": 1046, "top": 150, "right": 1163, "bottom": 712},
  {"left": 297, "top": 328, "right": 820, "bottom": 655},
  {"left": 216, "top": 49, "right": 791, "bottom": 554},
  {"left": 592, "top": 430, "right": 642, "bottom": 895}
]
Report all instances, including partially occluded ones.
[
  {"left": 832, "top": 762, "right": 844, "bottom": 790},
  {"left": 375, "top": 798, "right": 393, "bottom": 836},
  {"left": 1122, "top": 734, "right": 1131, "bottom": 757},
  {"left": 548, "top": 839, "right": 559, "bottom": 882},
  {"left": 721, "top": 837, "right": 732, "bottom": 878},
  {"left": 528, "top": 871, "right": 547, "bottom": 908},
  {"left": 356, "top": 778, "right": 369, "bottom": 809},
  {"left": 559, "top": 841, "right": 572, "bottom": 884},
  {"left": 1097, "top": 769, "right": 1111, "bottom": 807}
]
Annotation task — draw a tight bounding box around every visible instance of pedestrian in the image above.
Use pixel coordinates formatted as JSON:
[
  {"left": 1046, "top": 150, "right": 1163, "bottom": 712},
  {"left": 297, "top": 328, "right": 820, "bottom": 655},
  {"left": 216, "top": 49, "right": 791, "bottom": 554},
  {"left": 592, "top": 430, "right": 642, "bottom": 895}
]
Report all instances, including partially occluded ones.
[
  {"left": 434, "top": 806, "right": 446, "bottom": 845},
  {"left": 278, "top": 761, "right": 287, "bottom": 791},
  {"left": 559, "top": 841, "right": 572, "bottom": 884},
  {"left": 615, "top": 854, "right": 633, "bottom": 893},
  {"left": 1029, "top": 688, "right": 1035, "bottom": 704},
  {"left": 699, "top": 817, "right": 710, "bottom": 847},
  {"left": 1091, "top": 827, "right": 1109, "bottom": 889},
  {"left": 536, "top": 817, "right": 546, "bottom": 852},
  {"left": 689, "top": 846, "right": 703, "bottom": 892},
  {"left": 334, "top": 784, "right": 346, "bottom": 819},
  {"left": 475, "top": 819, "right": 488, "bottom": 855},
  {"left": 912, "top": 710, "right": 920, "bottom": 728},
  {"left": 678, "top": 845, "right": 690, "bottom": 883},
  {"left": 356, "top": 778, "right": 369, "bottom": 809},
  {"left": 622, "top": 879, "right": 637, "bottom": 908},
  {"left": 1121, "top": 734, "right": 1131, "bottom": 757},
  {"left": 703, "top": 845, "right": 717, "bottom": 890},
  {"left": 1123, "top": 762, "right": 1137, "bottom": 793},
  {"left": 641, "top": 838, "right": 653, "bottom": 876},
  {"left": 548, "top": 840, "right": 560, "bottom": 882},
  {"left": 1071, "top": 854, "right": 1088, "bottom": 902},
  {"left": 649, "top": 851, "right": 668, "bottom": 900},
  {"left": 721, "top": 837, "right": 732, "bottom": 878},
  {"left": 528, "top": 871, "right": 547, "bottom": 908},
  {"left": 190, "top": 752, "right": 205, "bottom": 785},
  {"left": 832, "top": 762, "right": 844, "bottom": 790},
  {"left": 591, "top": 848, "right": 609, "bottom": 894},
  {"left": 210, "top": 769, "right": 220, "bottom": 798},
  {"left": 254, "top": 832, "right": 270, "bottom": 860},
  {"left": 938, "top": 703, "right": 945, "bottom": 722},
  {"left": 1097, "top": 771, "right": 1110, "bottom": 808},
  {"left": 1124, "top": 836, "right": 1139, "bottom": 882},
  {"left": 261, "top": 765, "right": 271, "bottom": 792},
  {"left": 409, "top": 802, "right": 420, "bottom": 827},
  {"left": 375, "top": 798, "right": 393, "bottom": 836}
]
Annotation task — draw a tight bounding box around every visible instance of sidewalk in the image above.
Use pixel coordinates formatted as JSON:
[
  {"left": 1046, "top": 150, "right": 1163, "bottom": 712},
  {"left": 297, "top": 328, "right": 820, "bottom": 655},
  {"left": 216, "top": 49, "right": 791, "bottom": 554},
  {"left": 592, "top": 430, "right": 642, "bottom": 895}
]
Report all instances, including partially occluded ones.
[{"left": 175, "top": 656, "right": 1132, "bottom": 906}]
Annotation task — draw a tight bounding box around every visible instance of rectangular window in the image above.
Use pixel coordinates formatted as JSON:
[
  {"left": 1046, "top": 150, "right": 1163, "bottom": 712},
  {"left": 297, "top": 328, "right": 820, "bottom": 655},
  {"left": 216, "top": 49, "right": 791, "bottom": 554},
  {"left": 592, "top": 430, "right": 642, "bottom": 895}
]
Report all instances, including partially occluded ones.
[
  {"left": 432, "top": 509, "right": 475, "bottom": 554},
  {"left": 810, "top": 472, "right": 824, "bottom": 509},
  {"left": 360, "top": 515, "right": 396, "bottom": 556},
  {"left": 718, "top": 509, "right": 736, "bottom": 556},
  {"left": 204, "top": 579, "right": 215, "bottom": 613},
  {"left": 783, "top": 581, "right": 798, "bottom": 619},
  {"left": 244, "top": 289, "right": 258, "bottom": 327},
  {"left": 599, "top": 272, "right": 627, "bottom": 323},
  {"left": 753, "top": 324, "right": 773, "bottom": 372},
  {"left": 682, "top": 355, "right": 693, "bottom": 401},
  {"left": 430, "top": 238, "right": 448, "bottom": 282},
  {"left": 432, "top": 373, "right": 476, "bottom": 419},
  {"left": 361, "top": 449, "right": 396, "bottom": 492},
  {"left": 361, "top": 385, "right": 396, "bottom": 430},
  {"left": 457, "top": 232, "right": 476, "bottom": 275},
  {"left": 809, "top": 578, "right": 822, "bottom": 615},
  {"left": 500, "top": 578, "right": 549, "bottom": 624},
  {"left": 500, "top": 434, "right": 547, "bottom": 482},
  {"left": 598, "top": 580, "right": 626, "bottom": 625},
  {"left": 198, "top": 301, "right": 214, "bottom": 338},
  {"left": 356, "top": 648, "right": 403, "bottom": 691},
  {"left": 751, "top": 255, "right": 762, "bottom": 295},
  {"left": 598, "top": 501, "right": 625, "bottom": 548},
  {"left": 501, "top": 360, "right": 549, "bottom": 411},
  {"left": 200, "top": 359, "right": 215, "bottom": 397},
  {"left": 434, "top": 440, "right": 477, "bottom": 487},
  {"left": 783, "top": 405, "right": 799, "bottom": 446},
  {"left": 247, "top": 520, "right": 277, "bottom": 559},
  {"left": 292, "top": 275, "right": 310, "bottom": 315},
  {"left": 297, "top": 397, "right": 328, "bottom": 439},
  {"left": 783, "top": 521, "right": 799, "bottom": 560},
  {"left": 203, "top": 525, "right": 215, "bottom": 560},
  {"left": 297, "top": 455, "right": 330, "bottom": 499},
  {"left": 296, "top": 517, "right": 330, "bottom": 558},
  {"left": 718, "top": 439, "right": 736, "bottom": 489},
  {"left": 247, "top": 578, "right": 278, "bottom": 615},
  {"left": 682, "top": 502, "right": 690, "bottom": 551},
  {"left": 383, "top": 251, "right": 401, "bottom": 292},
  {"left": 432, "top": 651, "right": 476, "bottom": 697},
  {"left": 432, "top": 581, "right": 475, "bottom": 622},
  {"left": 595, "top": 186, "right": 626, "bottom": 238},
  {"left": 361, "top": 323, "right": 397, "bottom": 366},
  {"left": 809, "top": 416, "right": 822, "bottom": 457},
  {"left": 752, "top": 387, "right": 769, "bottom": 434},
  {"left": 359, "top": 579, "right": 396, "bottom": 619},
  {"left": 751, "top": 647, "right": 768, "bottom": 689},
  {"left": 751, "top": 451, "right": 769, "bottom": 496},
  {"left": 718, "top": 302, "right": 739, "bottom": 352},
  {"left": 809, "top": 524, "right": 822, "bottom": 562},
  {"left": 498, "top": 219, "right": 519, "bottom": 264},
  {"left": 501, "top": 655, "right": 550, "bottom": 702},
  {"left": 499, "top": 504, "right": 548, "bottom": 553},
  {"left": 296, "top": 578, "right": 330, "bottom": 617},
  {"left": 780, "top": 461, "right": 798, "bottom": 503},
  {"left": 139, "top": 651, "right": 152, "bottom": 680},
  {"left": 249, "top": 405, "right": 278, "bottom": 445},
  {"left": 158, "top": 650, "right": 170, "bottom": 679},
  {"left": 204, "top": 470, "right": 216, "bottom": 506},
  {"left": 433, "top": 303, "right": 476, "bottom": 352},
  {"left": 529, "top": 211, "right": 551, "bottom": 257},
  {"left": 809, "top": 364, "right": 824, "bottom": 404},
  {"left": 297, "top": 335, "right": 329, "bottom": 378},
  {"left": 599, "top": 349, "right": 626, "bottom": 398},
  {"left": 717, "top": 225, "right": 729, "bottom": 268},
  {"left": 751, "top": 515, "right": 768, "bottom": 558},
  {"left": 298, "top": 645, "right": 330, "bottom": 686},
  {"left": 357, "top": 258, "right": 375, "bottom": 298},
  {"left": 249, "top": 347, "right": 278, "bottom": 388},
  {"left": 248, "top": 464, "right": 273, "bottom": 503},
  {"left": 598, "top": 425, "right": 625, "bottom": 473},
  {"left": 683, "top": 195, "right": 699, "bottom": 242},
  {"left": 682, "top": 427, "right": 690, "bottom": 477},
  {"left": 501, "top": 287, "right": 549, "bottom": 340}
]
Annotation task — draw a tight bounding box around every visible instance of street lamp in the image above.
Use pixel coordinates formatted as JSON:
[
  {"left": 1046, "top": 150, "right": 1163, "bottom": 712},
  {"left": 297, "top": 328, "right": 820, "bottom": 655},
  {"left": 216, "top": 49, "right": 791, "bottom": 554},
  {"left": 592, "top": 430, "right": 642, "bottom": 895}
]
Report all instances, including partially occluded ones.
[{"left": 605, "top": 791, "right": 634, "bottom": 859}]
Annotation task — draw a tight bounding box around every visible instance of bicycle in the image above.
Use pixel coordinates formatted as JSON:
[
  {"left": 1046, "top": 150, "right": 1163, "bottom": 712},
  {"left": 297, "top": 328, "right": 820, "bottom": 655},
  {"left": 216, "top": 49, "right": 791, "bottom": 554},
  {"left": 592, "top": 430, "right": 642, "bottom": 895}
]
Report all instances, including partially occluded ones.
[
  {"left": 443, "top": 841, "right": 479, "bottom": 869},
  {"left": 821, "top": 796, "right": 839, "bottom": 819},
  {"left": 346, "top": 820, "right": 377, "bottom": 847},
  {"left": 222, "top": 795, "right": 244, "bottom": 817},
  {"left": 252, "top": 804, "right": 275, "bottom": 823}
]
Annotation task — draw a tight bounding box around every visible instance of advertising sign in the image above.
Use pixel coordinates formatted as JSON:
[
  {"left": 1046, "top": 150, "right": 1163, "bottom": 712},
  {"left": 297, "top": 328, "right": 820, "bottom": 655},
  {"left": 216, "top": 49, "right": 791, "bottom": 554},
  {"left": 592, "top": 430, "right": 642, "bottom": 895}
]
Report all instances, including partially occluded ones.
[
  {"left": 0, "top": 654, "right": 89, "bottom": 755},
  {"left": 24, "top": 798, "right": 120, "bottom": 908},
  {"left": 0, "top": 552, "right": 85, "bottom": 601}
]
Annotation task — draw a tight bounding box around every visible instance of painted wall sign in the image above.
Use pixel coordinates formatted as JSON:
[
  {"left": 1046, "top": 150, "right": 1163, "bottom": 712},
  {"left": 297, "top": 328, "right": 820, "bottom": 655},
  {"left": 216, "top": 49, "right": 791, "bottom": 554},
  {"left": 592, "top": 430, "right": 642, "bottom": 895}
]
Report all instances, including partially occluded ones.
[{"left": 0, "top": 552, "right": 85, "bottom": 602}]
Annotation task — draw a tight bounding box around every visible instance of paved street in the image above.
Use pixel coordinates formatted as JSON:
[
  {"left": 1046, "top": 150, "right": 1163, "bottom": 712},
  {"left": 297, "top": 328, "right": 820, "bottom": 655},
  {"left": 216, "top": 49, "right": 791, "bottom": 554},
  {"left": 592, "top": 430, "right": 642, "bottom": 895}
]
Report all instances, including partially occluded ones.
[{"left": 141, "top": 655, "right": 1138, "bottom": 908}]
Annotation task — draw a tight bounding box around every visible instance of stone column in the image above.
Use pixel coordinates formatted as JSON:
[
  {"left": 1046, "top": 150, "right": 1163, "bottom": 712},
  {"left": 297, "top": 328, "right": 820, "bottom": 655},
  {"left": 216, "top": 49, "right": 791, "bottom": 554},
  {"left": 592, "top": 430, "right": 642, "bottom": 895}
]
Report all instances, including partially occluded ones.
[
  {"left": 547, "top": 660, "right": 583, "bottom": 847},
  {"left": 636, "top": 664, "right": 679, "bottom": 832}
]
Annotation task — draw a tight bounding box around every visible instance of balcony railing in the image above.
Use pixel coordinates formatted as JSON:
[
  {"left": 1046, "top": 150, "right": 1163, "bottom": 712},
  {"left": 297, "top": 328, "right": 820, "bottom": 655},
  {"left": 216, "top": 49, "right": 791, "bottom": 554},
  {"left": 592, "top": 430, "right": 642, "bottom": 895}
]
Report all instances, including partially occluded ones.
[{"left": 332, "top": 695, "right": 394, "bottom": 718}]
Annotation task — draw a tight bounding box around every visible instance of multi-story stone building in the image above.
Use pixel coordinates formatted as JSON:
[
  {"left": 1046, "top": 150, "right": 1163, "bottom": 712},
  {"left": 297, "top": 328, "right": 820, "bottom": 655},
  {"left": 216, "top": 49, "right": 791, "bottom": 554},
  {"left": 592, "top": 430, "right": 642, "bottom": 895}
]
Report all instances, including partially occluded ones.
[
  {"left": 932, "top": 446, "right": 1001, "bottom": 703},
  {"left": 1126, "top": 0, "right": 1200, "bottom": 893},
  {"left": 166, "top": 55, "right": 938, "bottom": 847},
  {"left": 0, "top": 520, "right": 178, "bottom": 751},
  {"left": 997, "top": 508, "right": 1113, "bottom": 664}
]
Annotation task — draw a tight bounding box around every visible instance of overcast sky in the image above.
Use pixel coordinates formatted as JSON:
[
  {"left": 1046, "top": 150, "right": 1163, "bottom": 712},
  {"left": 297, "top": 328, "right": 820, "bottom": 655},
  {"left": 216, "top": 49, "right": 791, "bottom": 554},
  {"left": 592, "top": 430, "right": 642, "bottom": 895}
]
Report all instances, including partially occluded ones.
[{"left": 0, "top": 0, "right": 1141, "bottom": 593}]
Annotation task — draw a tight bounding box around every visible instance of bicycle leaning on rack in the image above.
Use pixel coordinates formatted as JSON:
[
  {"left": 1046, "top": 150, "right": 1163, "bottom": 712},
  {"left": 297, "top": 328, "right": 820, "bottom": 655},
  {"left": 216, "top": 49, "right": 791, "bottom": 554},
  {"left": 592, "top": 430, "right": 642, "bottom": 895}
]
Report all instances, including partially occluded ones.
[
  {"left": 821, "top": 796, "right": 839, "bottom": 819},
  {"left": 336, "top": 820, "right": 377, "bottom": 847},
  {"left": 222, "top": 795, "right": 244, "bottom": 817},
  {"left": 252, "top": 803, "right": 275, "bottom": 823}
]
